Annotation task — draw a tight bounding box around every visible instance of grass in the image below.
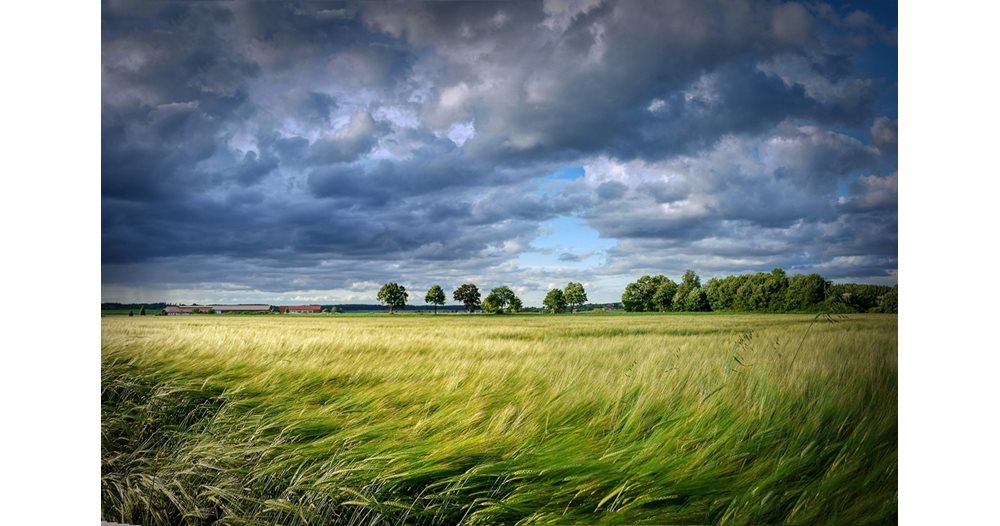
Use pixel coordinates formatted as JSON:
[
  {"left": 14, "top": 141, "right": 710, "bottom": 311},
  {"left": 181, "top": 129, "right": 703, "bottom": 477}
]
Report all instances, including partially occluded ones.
[{"left": 102, "top": 313, "right": 896, "bottom": 525}]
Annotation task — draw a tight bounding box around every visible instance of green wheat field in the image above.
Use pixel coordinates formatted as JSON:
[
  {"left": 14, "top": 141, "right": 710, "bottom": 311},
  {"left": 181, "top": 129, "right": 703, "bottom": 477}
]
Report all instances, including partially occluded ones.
[{"left": 101, "top": 313, "right": 897, "bottom": 525}]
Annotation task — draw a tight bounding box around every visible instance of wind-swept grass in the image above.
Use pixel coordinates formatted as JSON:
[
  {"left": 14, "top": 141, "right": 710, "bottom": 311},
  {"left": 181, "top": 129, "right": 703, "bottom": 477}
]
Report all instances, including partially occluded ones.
[{"left": 102, "top": 313, "right": 896, "bottom": 525}]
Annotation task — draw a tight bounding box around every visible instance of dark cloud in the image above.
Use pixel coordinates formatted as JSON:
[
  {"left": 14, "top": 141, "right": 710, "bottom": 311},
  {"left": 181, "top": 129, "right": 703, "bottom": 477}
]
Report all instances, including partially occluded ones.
[
  {"left": 102, "top": 0, "right": 897, "bottom": 304},
  {"left": 307, "top": 111, "right": 387, "bottom": 164},
  {"left": 595, "top": 182, "right": 627, "bottom": 201},
  {"left": 840, "top": 172, "right": 898, "bottom": 212},
  {"left": 763, "top": 125, "right": 881, "bottom": 192},
  {"left": 870, "top": 116, "right": 898, "bottom": 155}
]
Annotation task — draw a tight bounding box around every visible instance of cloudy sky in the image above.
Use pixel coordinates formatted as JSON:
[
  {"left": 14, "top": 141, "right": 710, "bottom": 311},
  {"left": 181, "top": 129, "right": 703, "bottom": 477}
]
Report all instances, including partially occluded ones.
[{"left": 102, "top": 0, "right": 897, "bottom": 306}]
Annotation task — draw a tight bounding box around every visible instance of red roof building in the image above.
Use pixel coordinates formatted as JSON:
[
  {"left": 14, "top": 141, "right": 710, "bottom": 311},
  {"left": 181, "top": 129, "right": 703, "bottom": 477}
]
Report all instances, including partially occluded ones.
[
  {"left": 162, "top": 304, "right": 272, "bottom": 315},
  {"left": 279, "top": 305, "right": 322, "bottom": 314}
]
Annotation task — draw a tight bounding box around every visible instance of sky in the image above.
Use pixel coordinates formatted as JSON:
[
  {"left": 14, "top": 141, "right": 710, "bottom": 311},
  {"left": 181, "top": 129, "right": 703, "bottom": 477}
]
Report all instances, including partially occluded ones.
[{"left": 101, "top": 0, "right": 897, "bottom": 306}]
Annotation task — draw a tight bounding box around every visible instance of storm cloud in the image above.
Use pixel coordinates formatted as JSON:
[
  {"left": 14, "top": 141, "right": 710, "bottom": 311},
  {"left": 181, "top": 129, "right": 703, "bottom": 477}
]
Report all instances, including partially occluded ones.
[{"left": 102, "top": 0, "right": 897, "bottom": 305}]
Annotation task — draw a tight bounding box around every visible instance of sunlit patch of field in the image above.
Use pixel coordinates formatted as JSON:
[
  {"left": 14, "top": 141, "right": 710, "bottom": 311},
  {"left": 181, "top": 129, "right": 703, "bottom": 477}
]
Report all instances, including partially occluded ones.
[{"left": 102, "top": 313, "right": 896, "bottom": 525}]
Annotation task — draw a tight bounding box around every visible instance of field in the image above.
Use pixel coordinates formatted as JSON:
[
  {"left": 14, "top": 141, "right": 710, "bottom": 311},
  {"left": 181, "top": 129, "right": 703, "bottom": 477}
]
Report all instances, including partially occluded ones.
[{"left": 102, "top": 313, "right": 897, "bottom": 525}]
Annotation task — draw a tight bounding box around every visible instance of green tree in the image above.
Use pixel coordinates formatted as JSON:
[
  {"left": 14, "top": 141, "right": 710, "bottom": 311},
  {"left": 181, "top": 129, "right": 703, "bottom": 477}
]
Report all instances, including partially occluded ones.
[
  {"left": 784, "top": 273, "right": 827, "bottom": 311},
  {"left": 683, "top": 287, "right": 710, "bottom": 311},
  {"left": 652, "top": 279, "right": 679, "bottom": 311},
  {"left": 762, "top": 268, "right": 789, "bottom": 311},
  {"left": 139, "top": 306, "right": 146, "bottom": 316},
  {"left": 706, "top": 274, "right": 749, "bottom": 311},
  {"left": 827, "top": 283, "right": 895, "bottom": 312},
  {"left": 482, "top": 295, "right": 499, "bottom": 314},
  {"left": 704, "top": 277, "right": 724, "bottom": 310},
  {"left": 734, "top": 273, "right": 769, "bottom": 311},
  {"left": 621, "top": 275, "right": 669, "bottom": 311},
  {"left": 453, "top": 283, "right": 481, "bottom": 312},
  {"left": 618, "top": 268, "right": 897, "bottom": 314},
  {"left": 563, "top": 282, "right": 588, "bottom": 312},
  {"left": 543, "top": 288, "right": 567, "bottom": 313},
  {"left": 621, "top": 281, "right": 644, "bottom": 312},
  {"left": 509, "top": 296, "right": 523, "bottom": 313},
  {"left": 872, "top": 285, "right": 898, "bottom": 313},
  {"left": 483, "top": 286, "right": 520, "bottom": 314},
  {"left": 377, "top": 282, "right": 408, "bottom": 313},
  {"left": 424, "top": 284, "right": 446, "bottom": 314},
  {"left": 672, "top": 270, "right": 701, "bottom": 311},
  {"left": 128, "top": 309, "right": 134, "bottom": 317}
]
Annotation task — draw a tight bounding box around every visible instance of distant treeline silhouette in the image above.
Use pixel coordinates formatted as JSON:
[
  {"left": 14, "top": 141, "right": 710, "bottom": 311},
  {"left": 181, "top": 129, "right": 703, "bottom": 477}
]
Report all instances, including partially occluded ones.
[
  {"left": 622, "top": 268, "right": 897, "bottom": 313},
  {"left": 102, "top": 268, "right": 896, "bottom": 315}
]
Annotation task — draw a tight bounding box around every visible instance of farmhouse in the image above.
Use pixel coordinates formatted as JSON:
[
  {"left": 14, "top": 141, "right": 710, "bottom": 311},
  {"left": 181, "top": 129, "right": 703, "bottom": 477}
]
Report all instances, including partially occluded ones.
[
  {"left": 162, "top": 304, "right": 272, "bottom": 315},
  {"left": 210, "top": 305, "right": 272, "bottom": 314},
  {"left": 279, "top": 305, "right": 322, "bottom": 314}
]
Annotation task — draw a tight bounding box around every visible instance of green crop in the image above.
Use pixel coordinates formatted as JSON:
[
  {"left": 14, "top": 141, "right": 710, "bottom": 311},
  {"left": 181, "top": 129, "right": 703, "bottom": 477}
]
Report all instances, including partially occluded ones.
[{"left": 102, "top": 313, "right": 896, "bottom": 525}]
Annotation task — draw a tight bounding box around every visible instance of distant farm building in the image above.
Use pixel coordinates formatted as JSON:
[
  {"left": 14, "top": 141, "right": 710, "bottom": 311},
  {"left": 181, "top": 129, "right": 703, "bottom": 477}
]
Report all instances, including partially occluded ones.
[
  {"left": 163, "top": 306, "right": 192, "bottom": 315},
  {"left": 162, "top": 304, "right": 271, "bottom": 315},
  {"left": 210, "top": 305, "right": 271, "bottom": 314},
  {"left": 279, "top": 305, "right": 322, "bottom": 314}
]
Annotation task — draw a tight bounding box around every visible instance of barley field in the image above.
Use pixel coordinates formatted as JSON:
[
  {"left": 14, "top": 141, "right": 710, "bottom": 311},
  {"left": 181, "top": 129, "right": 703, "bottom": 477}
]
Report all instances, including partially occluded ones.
[{"left": 101, "top": 313, "right": 897, "bottom": 525}]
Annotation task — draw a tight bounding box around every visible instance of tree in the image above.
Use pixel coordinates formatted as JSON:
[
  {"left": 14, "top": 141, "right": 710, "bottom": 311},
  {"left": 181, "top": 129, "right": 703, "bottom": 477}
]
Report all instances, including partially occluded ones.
[
  {"left": 827, "top": 283, "right": 895, "bottom": 312},
  {"left": 482, "top": 286, "right": 520, "bottom": 314},
  {"left": 509, "top": 296, "right": 523, "bottom": 313},
  {"left": 620, "top": 268, "right": 890, "bottom": 314},
  {"left": 762, "top": 268, "right": 789, "bottom": 311},
  {"left": 481, "top": 295, "right": 499, "bottom": 314},
  {"left": 784, "top": 274, "right": 827, "bottom": 311},
  {"left": 681, "top": 269, "right": 701, "bottom": 288},
  {"left": 377, "top": 282, "right": 408, "bottom": 313},
  {"left": 543, "top": 288, "right": 567, "bottom": 313},
  {"left": 128, "top": 309, "right": 134, "bottom": 317},
  {"left": 872, "top": 285, "right": 898, "bottom": 313},
  {"left": 734, "top": 273, "right": 769, "bottom": 311},
  {"left": 683, "top": 287, "right": 710, "bottom": 312},
  {"left": 621, "top": 275, "right": 669, "bottom": 311},
  {"left": 563, "top": 282, "right": 588, "bottom": 312},
  {"left": 424, "top": 284, "right": 446, "bottom": 314},
  {"left": 621, "top": 282, "right": 643, "bottom": 312},
  {"left": 672, "top": 270, "right": 701, "bottom": 311},
  {"left": 139, "top": 306, "right": 146, "bottom": 316},
  {"left": 453, "top": 283, "right": 481, "bottom": 313},
  {"left": 704, "top": 275, "right": 747, "bottom": 311},
  {"left": 652, "top": 279, "right": 679, "bottom": 311}
]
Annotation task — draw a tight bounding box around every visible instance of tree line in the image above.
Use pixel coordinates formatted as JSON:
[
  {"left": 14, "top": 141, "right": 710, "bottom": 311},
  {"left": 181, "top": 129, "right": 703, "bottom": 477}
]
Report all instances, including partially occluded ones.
[
  {"left": 377, "top": 282, "right": 521, "bottom": 314},
  {"left": 377, "top": 270, "right": 896, "bottom": 315},
  {"left": 622, "top": 268, "right": 897, "bottom": 313},
  {"left": 377, "top": 281, "right": 591, "bottom": 314}
]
